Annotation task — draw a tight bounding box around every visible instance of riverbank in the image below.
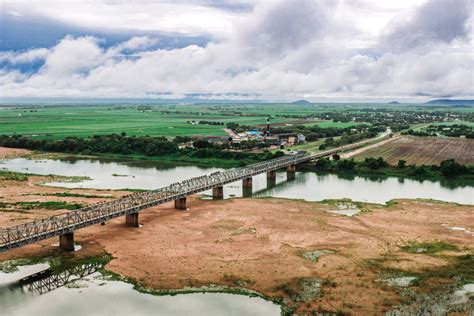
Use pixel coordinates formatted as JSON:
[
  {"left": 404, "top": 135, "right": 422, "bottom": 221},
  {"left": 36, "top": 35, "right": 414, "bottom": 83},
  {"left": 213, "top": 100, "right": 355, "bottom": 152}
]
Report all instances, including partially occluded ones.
[
  {"left": 312, "top": 156, "right": 474, "bottom": 183},
  {"left": 0, "top": 173, "right": 129, "bottom": 226},
  {"left": 0, "top": 147, "right": 31, "bottom": 159},
  {"left": 1, "top": 194, "right": 472, "bottom": 315},
  {"left": 0, "top": 146, "right": 245, "bottom": 168}
]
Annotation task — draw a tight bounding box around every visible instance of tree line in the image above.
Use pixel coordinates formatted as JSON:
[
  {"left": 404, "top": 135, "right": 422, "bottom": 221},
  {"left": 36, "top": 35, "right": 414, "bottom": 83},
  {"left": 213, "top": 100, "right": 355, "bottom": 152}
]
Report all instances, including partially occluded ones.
[
  {"left": 0, "top": 135, "right": 284, "bottom": 165},
  {"left": 315, "top": 156, "right": 474, "bottom": 179}
]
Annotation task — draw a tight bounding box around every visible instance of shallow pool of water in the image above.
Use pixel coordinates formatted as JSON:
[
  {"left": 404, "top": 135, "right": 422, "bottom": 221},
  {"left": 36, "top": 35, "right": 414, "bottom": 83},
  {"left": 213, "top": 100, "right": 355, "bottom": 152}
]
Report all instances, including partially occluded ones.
[
  {"left": 0, "top": 264, "right": 280, "bottom": 316},
  {"left": 1, "top": 157, "right": 473, "bottom": 204}
]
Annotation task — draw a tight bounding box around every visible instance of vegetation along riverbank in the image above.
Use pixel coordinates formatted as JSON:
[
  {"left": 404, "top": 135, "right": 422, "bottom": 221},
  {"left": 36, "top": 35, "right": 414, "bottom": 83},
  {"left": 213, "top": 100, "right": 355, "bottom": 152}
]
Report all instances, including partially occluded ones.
[{"left": 314, "top": 156, "right": 474, "bottom": 182}]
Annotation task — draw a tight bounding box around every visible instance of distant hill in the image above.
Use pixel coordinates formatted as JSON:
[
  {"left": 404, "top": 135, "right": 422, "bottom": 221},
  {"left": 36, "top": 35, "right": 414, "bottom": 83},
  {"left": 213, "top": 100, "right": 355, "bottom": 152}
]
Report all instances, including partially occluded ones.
[
  {"left": 425, "top": 99, "right": 474, "bottom": 106},
  {"left": 292, "top": 100, "right": 312, "bottom": 105},
  {"left": 388, "top": 101, "right": 400, "bottom": 104}
]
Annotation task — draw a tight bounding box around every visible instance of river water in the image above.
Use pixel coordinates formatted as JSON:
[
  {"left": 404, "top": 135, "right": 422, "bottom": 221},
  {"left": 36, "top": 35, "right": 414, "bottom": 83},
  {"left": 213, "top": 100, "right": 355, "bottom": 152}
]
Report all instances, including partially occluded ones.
[
  {"left": 0, "top": 263, "right": 280, "bottom": 316},
  {"left": 1, "top": 157, "right": 473, "bottom": 204},
  {"left": 0, "top": 156, "right": 473, "bottom": 314}
]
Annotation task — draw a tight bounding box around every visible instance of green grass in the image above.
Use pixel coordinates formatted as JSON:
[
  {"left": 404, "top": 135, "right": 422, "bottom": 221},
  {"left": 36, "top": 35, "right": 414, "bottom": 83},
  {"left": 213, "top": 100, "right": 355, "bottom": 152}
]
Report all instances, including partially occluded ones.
[
  {"left": 0, "top": 170, "right": 28, "bottom": 181},
  {"left": 26, "top": 192, "right": 114, "bottom": 199},
  {"left": 289, "top": 139, "right": 325, "bottom": 153},
  {"left": 14, "top": 201, "right": 84, "bottom": 210},
  {"left": 0, "top": 105, "right": 290, "bottom": 139},
  {"left": 428, "top": 120, "right": 474, "bottom": 127},
  {"left": 307, "top": 121, "right": 367, "bottom": 128},
  {"left": 0, "top": 104, "right": 380, "bottom": 140},
  {"left": 401, "top": 241, "right": 459, "bottom": 254}
]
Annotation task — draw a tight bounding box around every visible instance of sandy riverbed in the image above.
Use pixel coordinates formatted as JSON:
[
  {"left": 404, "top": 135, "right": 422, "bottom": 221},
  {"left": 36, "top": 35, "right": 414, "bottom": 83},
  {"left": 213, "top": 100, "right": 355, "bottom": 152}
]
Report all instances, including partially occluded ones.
[
  {"left": 1, "top": 189, "right": 472, "bottom": 314},
  {"left": 0, "top": 147, "right": 472, "bottom": 314},
  {"left": 0, "top": 147, "right": 31, "bottom": 159}
]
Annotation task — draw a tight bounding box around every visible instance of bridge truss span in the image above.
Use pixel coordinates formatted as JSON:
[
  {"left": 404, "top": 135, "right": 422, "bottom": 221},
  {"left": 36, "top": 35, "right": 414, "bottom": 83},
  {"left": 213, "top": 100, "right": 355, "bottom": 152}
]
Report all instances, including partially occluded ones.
[
  {"left": 0, "top": 133, "right": 389, "bottom": 253},
  {"left": 0, "top": 152, "right": 313, "bottom": 252}
]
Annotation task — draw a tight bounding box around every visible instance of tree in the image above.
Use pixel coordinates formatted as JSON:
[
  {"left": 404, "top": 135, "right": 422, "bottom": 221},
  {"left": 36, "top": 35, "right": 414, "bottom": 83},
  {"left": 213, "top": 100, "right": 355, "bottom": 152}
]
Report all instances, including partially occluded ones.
[
  {"left": 397, "top": 160, "right": 407, "bottom": 168},
  {"left": 226, "top": 122, "right": 239, "bottom": 130},
  {"left": 332, "top": 153, "right": 341, "bottom": 161},
  {"left": 173, "top": 136, "right": 191, "bottom": 144},
  {"left": 363, "top": 157, "right": 388, "bottom": 169},
  {"left": 193, "top": 139, "right": 213, "bottom": 149},
  {"left": 439, "top": 159, "right": 466, "bottom": 177},
  {"left": 337, "top": 159, "right": 355, "bottom": 170},
  {"left": 315, "top": 158, "right": 331, "bottom": 170}
]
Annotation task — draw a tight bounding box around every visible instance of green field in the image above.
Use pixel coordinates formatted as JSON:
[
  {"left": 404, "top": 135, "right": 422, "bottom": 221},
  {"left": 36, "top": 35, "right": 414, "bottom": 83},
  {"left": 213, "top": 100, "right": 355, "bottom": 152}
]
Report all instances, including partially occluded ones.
[
  {"left": 428, "top": 120, "right": 474, "bottom": 127},
  {"left": 0, "top": 104, "right": 365, "bottom": 139}
]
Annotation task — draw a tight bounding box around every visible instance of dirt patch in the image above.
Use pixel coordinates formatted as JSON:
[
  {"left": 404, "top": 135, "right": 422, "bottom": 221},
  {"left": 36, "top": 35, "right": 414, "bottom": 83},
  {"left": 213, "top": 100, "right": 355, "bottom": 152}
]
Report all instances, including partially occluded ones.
[
  {"left": 0, "top": 175, "right": 128, "bottom": 226},
  {"left": 341, "top": 136, "right": 400, "bottom": 159},
  {"left": 0, "top": 193, "right": 472, "bottom": 314},
  {"left": 353, "top": 136, "right": 474, "bottom": 165},
  {"left": 0, "top": 147, "right": 31, "bottom": 159}
]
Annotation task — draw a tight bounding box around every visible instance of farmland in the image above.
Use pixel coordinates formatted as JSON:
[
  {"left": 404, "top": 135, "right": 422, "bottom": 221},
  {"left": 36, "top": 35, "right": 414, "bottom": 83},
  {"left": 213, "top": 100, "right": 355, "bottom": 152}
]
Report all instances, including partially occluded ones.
[
  {"left": 0, "top": 104, "right": 365, "bottom": 139},
  {"left": 354, "top": 136, "right": 474, "bottom": 165}
]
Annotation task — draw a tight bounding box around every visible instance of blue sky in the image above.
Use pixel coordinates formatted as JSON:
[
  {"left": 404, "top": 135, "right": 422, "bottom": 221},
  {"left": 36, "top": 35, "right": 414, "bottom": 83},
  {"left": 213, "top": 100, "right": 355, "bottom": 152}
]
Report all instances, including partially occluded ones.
[{"left": 0, "top": 0, "right": 472, "bottom": 102}]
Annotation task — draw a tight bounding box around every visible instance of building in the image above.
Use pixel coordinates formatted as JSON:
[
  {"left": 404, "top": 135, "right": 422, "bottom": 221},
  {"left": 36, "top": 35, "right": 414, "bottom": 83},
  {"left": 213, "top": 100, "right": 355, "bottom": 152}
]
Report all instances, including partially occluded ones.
[{"left": 297, "top": 134, "right": 306, "bottom": 143}]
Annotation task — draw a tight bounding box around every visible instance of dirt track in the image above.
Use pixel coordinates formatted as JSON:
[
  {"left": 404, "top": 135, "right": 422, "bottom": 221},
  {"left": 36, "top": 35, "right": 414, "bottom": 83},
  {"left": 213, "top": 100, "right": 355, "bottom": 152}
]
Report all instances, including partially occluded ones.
[{"left": 341, "top": 136, "right": 400, "bottom": 159}]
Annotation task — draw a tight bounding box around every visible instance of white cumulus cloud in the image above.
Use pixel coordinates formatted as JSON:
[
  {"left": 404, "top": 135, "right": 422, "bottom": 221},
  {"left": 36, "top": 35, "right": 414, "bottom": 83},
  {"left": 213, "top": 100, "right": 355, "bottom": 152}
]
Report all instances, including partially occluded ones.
[{"left": 0, "top": 0, "right": 473, "bottom": 101}]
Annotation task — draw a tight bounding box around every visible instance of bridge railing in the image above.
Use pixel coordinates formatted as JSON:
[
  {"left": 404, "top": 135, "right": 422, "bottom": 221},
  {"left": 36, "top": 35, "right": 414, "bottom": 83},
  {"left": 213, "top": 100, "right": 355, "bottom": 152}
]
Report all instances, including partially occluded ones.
[
  {"left": 0, "top": 152, "right": 312, "bottom": 251},
  {"left": 0, "top": 132, "right": 387, "bottom": 251}
]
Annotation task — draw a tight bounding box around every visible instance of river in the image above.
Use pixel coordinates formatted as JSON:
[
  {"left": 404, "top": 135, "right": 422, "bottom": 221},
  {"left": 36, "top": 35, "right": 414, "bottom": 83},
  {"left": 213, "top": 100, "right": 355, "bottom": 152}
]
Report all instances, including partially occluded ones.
[
  {"left": 0, "top": 262, "right": 280, "bottom": 316},
  {"left": 0, "top": 156, "right": 473, "bottom": 315},
  {"left": 1, "top": 157, "right": 473, "bottom": 204}
]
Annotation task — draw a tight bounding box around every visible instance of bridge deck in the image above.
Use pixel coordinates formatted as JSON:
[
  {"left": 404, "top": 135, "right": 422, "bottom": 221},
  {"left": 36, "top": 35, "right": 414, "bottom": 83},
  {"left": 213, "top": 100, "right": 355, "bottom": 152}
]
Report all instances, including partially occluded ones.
[{"left": 0, "top": 135, "right": 387, "bottom": 252}]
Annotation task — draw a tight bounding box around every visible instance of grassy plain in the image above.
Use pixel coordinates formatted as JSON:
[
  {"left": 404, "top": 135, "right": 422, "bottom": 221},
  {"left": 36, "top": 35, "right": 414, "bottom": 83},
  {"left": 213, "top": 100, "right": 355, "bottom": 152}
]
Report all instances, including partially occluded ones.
[
  {"left": 354, "top": 136, "right": 474, "bottom": 165},
  {"left": 0, "top": 104, "right": 387, "bottom": 139},
  {"left": 428, "top": 120, "right": 474, "bottom": 127}
]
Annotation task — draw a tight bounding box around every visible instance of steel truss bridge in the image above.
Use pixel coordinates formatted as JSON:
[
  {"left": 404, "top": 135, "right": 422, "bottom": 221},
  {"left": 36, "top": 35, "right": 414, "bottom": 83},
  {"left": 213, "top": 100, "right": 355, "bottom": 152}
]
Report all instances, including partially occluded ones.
[{"left": 0, "top": 135, "right": 388, "bottom": 253}]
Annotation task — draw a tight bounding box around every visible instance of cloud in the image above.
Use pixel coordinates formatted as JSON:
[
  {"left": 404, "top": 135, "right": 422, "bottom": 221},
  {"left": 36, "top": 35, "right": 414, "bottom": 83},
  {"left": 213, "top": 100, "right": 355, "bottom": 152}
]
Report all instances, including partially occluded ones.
[
  {"left": 0, "top": 48, "right": 49, "bottom": 64},
  {"left": 238, "top": 1, "right": 334, "bottom": 55},
  {"left": 115, "top": 37, "right": 159, "bottom": 52},
  {"left": 0, "top": 1, "right": 473, "bottom": 101},
  {"left": 37, "top": 36, "right": 103, "bottom": 78},
  {"left": 380, "top": 0, "right": 472, "bottom": 52},
  {"left": 3, "top": 0, "right": 245, "bottom": 38}
]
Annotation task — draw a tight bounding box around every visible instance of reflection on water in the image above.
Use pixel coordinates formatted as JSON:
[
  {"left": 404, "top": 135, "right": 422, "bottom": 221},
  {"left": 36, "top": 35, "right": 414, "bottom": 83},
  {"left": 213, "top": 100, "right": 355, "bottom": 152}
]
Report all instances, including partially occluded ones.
[
  {"left": 1, "top": 157, "right": 473, "bottom": 204},
  {"left": 0, "top": 262, "right": 280, "bottom": 316},
  {"left": 253, "top": 172, "right": 474, "bottom": 204}
]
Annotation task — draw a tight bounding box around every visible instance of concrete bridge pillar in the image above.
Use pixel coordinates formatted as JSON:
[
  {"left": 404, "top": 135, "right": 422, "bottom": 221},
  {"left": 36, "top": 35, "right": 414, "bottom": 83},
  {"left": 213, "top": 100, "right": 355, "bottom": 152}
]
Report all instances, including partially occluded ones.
[
  {"left": 59, "top": 232, "right": 75, "bottom": 251},
  {"left": 266, "top": 170, "right": 276, "bottom": 187},
  {"left": 267, "top": 170, "right": 276, "bottom": 181},
  {"left": 125, "top": 213, "right": 139, "bottom": 227},
  {"left": 287, "top": 164, "right": 296, "bottom": 180},
  {"left": 242, "top": 177, "right": 252, "bottom": 188},
  {"left": 242, "top": 177, "right": 253, "bottom": 197},
  {"left": 175, "top": 197, "right": 187, "bottom": 210},
  {"left": 212, "top": 186, "right": 224, "bottom": 199},
  {"left": 242, "top": 187, "right": 252, "bottom": 198}
]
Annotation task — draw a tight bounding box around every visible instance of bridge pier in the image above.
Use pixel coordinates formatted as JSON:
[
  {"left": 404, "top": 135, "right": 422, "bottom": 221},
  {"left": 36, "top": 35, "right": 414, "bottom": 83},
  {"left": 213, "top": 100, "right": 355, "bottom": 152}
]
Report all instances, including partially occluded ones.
[
  {"left": 59, "top": 232, "right": 75, "bottom": 251},
  {"left": 242, "top": 177, "right": 253, "bottom": 197},
  {"left": 125, "top": 213, "right": 139, "bottom": 227},
  {"left": 212, "top": 186, "right": 224, "bottom": 199},
  {"left": 242, "top": 177, "right": 252, "bottom": 188},
  {"left": 267, "top": 170, "right": 276, "bottom": 187},
  {"left": 267, "top": 170, "right": 276, "bottom": 181},
  {"left": 175, "top": 197, "right": 187, "bottom": 210},
  {"left": 242, "top": 186, "right": 252, "bottom": 198},
  {"left": 287, "top": 164, "right": 296, "bottom": 180}
]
